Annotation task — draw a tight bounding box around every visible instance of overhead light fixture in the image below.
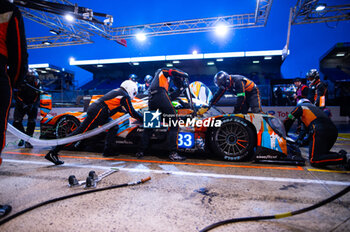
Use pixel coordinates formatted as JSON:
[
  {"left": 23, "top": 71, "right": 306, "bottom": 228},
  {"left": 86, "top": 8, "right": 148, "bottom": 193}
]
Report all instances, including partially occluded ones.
[
  {"left": 136, "top": 33, "right": 146, "bottom": 41},
  {"left": 192, "top": 50, "right": 198, "bottom": 55},
  {"left": 97, "top": 64, "right": 104, "bottom": 67},
  {"left": 252, "top": 61, "right": 260, "bottom": 64},
  {"left": 65, "top": 14, "right": 75, "bottom": 22},
  {"left": 264, "top": 56, "right": 272, "bottom": 60},
  {"left": 216, "top": 58, "right": 224, "bottom": 62},
  {"left": 49, "top": 29, "right": 60, "bottom": 35},
  {"left": 133, "top": 62, "right": 139, "bottom": 65},
  {"left": 42, "top": 41, "right": 52, "bottom": 45},
  {"left": 173, "top": 60, "right": 180, "bottom": 64},
  {"left": 166, "top": 63, "right": 173, "bottom": 67},
  {"left": 316, "top": 4, "right": 326, "bottom": 11},
  {"left": 207, "top": 62, "right": 215, "bottom": 66},
  {"left": 336, "top": 53, "right": 345, "bottom": 57},
  {"left": 215, "top": 24, "right": 228, "bottom": 37}
]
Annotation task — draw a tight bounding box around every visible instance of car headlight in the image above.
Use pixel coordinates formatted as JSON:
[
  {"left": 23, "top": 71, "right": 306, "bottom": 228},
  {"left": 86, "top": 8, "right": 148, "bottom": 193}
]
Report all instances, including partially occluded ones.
[{"left": 267, "top": 117, "right": 286, "bottom": 139}]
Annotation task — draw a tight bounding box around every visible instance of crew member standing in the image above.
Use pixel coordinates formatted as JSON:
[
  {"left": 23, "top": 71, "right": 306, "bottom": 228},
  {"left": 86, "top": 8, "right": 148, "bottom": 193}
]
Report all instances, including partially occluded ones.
[
  {"left": 45, "top": 80, "right": 143, "bottom": 165},
  {"left": 0, "top": 0, "right": 28, "bottom": 218},
  {"left": 284, "top": 99, "right": 349, "bottom": 169},
  {"left": 209, "top": 71, "right": 263, "bottom": 114},
  {"left": 307, "top": 69, "right": 327, "bottom": 109},
  {"left": 293, "top": 77, "right": 308, "bottom": 102},
  {"left": 13, "top": 68, "right": 41, "bottom": 148},
  {"left": 136, "top": 68, "right": 189, "bottom": 161}
]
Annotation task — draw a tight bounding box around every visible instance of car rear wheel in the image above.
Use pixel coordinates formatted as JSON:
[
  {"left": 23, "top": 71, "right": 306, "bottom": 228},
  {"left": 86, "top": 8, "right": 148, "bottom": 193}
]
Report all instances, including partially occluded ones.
[
  {"left": 210, "top": 117, "right": 255, "bottom": 161},
  {"left": 55, "top": 116, "right": 80, "bottom": 139}
]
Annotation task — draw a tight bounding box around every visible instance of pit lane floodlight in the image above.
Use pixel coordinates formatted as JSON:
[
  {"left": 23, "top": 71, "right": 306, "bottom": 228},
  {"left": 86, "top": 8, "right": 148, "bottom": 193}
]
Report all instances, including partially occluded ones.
[
  {"left": 65, "top": 14, "right": 74, "bottom": 22},
  {"left": 49, "top": 29, "right": 60, "bottom": 35},
  {"left": 315, "top": 4, "right": 326, "bottom": 11},
  {"left": 215, "top": 24, "right": 228, "bottom": 37},
  {"left": 136, "top": 33, "right": 146, "bottom": 41}
]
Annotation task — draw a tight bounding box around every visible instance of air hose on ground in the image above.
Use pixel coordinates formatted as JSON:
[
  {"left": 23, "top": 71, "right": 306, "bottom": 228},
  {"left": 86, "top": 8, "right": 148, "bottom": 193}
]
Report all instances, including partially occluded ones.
[
  {"left": 200, "top": 185, "right": 350, "bottom": 232},
  {"left": 0, "top": 176, "right": 151, "bottom": 226}
]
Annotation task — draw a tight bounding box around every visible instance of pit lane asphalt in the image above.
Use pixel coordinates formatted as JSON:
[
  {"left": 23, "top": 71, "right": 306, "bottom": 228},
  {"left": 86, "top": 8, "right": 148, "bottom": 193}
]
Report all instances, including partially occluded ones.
[{"left": 0, "top": 131, "right": 349, "bottom": 232}]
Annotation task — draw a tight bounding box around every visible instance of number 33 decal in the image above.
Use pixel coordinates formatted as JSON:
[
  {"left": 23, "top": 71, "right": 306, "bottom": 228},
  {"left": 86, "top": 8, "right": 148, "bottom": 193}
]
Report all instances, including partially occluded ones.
[{"left": 178, "top": 133, "right": 193, "bottom": 148}]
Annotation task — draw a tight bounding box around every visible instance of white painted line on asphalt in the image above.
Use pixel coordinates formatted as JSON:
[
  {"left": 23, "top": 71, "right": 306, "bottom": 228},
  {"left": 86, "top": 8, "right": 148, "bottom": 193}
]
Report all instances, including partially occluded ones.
[
  {"left": 109, "top": 161, "right": 126, "bottom": 165},
  {"left": 159, "top": 165, "right": 181, "bottom": 172},
  {"left": 134, "top": 164, "right": 150, "bottom": 170},
  {"left": 3, "top": 159, "right": 350, "bottom": 186}
]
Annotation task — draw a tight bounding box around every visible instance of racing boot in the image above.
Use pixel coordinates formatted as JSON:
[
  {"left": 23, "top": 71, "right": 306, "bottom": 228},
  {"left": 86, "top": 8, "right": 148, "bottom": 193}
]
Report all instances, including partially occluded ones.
[
  {"left": 18, "top": 139, "right": 24, "bottom": 147},
  {"left": 169, "top": 151, "right": 186, "bottom": 161},
  {"left": 0, "top": 205, "right": 12, "bottom": 218},
  {"left": 136, "top": 152, "right": 144, "bottom": 159},
  {"left": 45, "top": 150, "right": 64, "bottom": 165},
  {"left": 25, "top": 142, "right": 33, "bottom": 148},
  {"left": 102, "top": 147, "right": 119, "bottom": 157}
]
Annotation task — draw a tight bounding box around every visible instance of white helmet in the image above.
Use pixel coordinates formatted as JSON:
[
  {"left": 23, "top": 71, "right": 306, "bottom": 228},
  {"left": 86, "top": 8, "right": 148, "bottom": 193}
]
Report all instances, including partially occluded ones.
[
  {"left": 121, "top": 80, "right": 138, "bottom": 99},
  {"left": 297, "top": 98, "right": 311, "bottom": 106}
]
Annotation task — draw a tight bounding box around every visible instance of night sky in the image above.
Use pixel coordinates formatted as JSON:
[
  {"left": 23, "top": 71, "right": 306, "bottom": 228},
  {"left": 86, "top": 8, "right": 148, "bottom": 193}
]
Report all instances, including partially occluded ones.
[{"left": 24, "top": 0, "right": 350, "bottom": 87}]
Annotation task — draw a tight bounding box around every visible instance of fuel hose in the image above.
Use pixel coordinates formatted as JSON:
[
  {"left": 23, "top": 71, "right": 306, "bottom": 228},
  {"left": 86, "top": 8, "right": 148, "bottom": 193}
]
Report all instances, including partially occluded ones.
[
  {"left": 0, "top": 176, "right": 151, "bottom": 226},
  {"left": 200, "top": 185, "right": 350, "bottom": 232},
  {"left": 7, "top": 114, "right": 130, "bottom": 146}
]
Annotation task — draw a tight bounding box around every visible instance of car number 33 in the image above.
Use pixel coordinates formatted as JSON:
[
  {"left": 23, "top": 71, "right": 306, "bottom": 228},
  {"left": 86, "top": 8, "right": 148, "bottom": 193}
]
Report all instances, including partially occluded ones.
[{"left": 178, "top": 132, "right": 194, "bottom": 148}]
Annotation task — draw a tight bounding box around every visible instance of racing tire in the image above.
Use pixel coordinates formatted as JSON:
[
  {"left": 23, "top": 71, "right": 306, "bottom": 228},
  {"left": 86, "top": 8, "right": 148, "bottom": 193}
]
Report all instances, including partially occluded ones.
[
  {"left": 210, "top": 117, "right": 255, "bottom": 161},
  {"left": 55, "top": 116, "right": 80, "bottom": 139}
]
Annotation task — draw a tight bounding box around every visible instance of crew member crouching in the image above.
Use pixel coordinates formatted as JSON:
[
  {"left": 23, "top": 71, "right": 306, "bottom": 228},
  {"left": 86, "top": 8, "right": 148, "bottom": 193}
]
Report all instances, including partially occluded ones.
[{"left": 284, "top": 98, "right": 349, "bottom": 169}]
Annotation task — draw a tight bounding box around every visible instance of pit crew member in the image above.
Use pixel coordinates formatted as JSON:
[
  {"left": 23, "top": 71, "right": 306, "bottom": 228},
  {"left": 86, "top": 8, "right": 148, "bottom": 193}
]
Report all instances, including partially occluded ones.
[{"left": 45, "top": 80, "right": 143, "bottom": 165}]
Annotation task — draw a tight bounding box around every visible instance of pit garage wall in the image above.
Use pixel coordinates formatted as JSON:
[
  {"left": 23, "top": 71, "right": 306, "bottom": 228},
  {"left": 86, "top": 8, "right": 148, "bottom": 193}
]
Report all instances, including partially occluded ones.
[
  {"left": 8, "top": 106, "right": 349, "bottom": 122},
  {"left": 217, "top": 106, "right": 349, "bottom": 122}
]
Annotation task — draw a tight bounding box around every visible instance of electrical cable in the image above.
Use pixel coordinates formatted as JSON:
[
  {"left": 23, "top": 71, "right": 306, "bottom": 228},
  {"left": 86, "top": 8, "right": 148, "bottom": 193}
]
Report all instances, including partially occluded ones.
[
  {"left": 0, "top": 176, "right": 151, "bottom": 227},
  {"left": 200, "top": 185, "right": 350, "bottom": 232}
]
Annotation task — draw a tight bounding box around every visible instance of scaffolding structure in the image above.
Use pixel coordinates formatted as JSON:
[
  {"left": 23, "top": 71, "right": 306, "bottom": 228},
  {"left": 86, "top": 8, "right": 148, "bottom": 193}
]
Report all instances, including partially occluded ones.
[
  {"left": 15, "top": 0, "right": 273, "bottom": 49},
  {"left": 291, "top": 0, "right": 350, "bottom": 25},
  {"left": 110, "top": 0, "right": 273, "bottom": 39}
]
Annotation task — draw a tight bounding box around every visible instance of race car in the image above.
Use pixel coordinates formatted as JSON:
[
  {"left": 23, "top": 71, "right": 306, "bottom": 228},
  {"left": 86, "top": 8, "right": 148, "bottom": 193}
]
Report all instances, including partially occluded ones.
[{"left": 39, "top": 81, "right": 303, "bottom": 165}]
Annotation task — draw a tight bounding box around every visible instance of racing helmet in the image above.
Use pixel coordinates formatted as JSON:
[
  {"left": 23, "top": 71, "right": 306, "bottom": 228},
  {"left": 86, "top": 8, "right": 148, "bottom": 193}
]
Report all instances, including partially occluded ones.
[
  {"left": 214, "top": 71, "right": 230, "bottom": 88},
  {"left": 297, "top": 98, "right": 311, "bottom": 106},
  {"left": 144, "top": 75, "right": 153, "bottom": 85},
  {"left": 129, "top": 74, "right": 138, "bottom": 82},
  {"left": 306, "top": 69, "right": 320, "bottom": 84},
  {"left": 26, "top": 68, "right": 39, "bottom": 84},
  {"left": 121, "top": 80, "right": 138, "bottom": 99},
  {"left": 170, "top": 69, "right": 189, "bottom": 88}
]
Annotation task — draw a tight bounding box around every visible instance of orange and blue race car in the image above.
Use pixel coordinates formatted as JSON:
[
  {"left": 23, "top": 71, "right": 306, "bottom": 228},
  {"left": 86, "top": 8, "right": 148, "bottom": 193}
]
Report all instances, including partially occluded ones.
[{"left": 39, "top": 81, "right": 303, "bottom": 165}]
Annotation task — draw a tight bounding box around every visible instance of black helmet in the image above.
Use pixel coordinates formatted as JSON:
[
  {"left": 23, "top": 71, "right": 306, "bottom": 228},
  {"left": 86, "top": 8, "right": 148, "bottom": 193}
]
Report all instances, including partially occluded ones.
[
  {"left": 214, "top": 71, "right": 230, "bottom": 88},
  {"left": 26, "top": 68, "right": 39, "bottom": 84},
  {"left": 144, "top": 75, "right": 153, "bottom": 84},
  {"left": 294, "top": 77, "right": 301, "bottom": 83},
  {"left": 129, "top": 74, "right": 138, "bottom": 82},
  {"left": 306, "top": 69, "right": 320, "bottom": 83}
]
